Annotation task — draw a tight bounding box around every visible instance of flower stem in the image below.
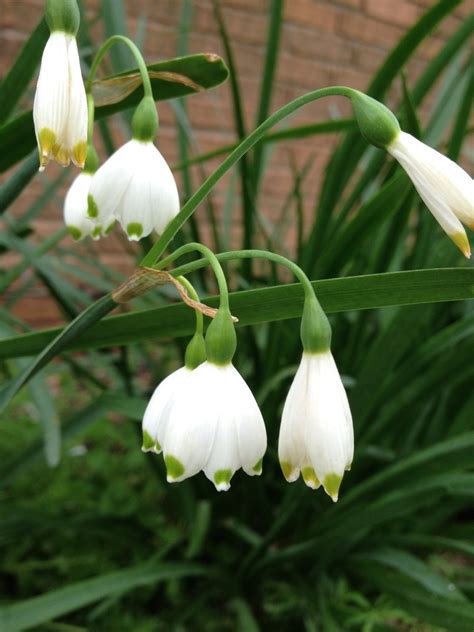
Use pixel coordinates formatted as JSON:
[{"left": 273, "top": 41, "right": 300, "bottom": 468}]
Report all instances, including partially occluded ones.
[
  {"left": 156, "top": 243, "right": 230, "bottom": 310},
  {"left": 177, "top": 275, "right": 204, "bottom": 335},
  {"left": 167, "top": 248, "right": 318, "bottom": 304},
  {"left": 85, "top": 35, "right": 153, "bottom": 98}
]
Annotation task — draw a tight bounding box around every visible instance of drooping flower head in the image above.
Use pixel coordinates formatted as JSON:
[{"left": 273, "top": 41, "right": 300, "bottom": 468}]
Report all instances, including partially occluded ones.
[
  {"left": 279, "top": 351, "right": 353, "bottom": 501},
  {"left": 387, "top": 132, "right": 473, "bottom": 258},
  {"left": 87, "top": 96, "right": 180, "bottom": 241},
  {"left": 150, "top": 308, "right": 267, "bottom": 491},
  {"left": 63, "top": 145, "right": 113, "bottom": 240},
  {"left": 351, "top": 90, "right": 473, "bottom": 258},
  {"left": 34, "top": 0, "right": 87, "bottom": 171},
  {"left": 278, "top": 293, "right": 354, "bottom": 501}
]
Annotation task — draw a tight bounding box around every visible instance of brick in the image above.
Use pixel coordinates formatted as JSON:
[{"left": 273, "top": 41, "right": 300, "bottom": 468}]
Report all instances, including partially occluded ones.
[
  {"left": 284, "top": 1, "right": 340, "bottom": 32},
  {"left": 363, "top": 0, "right": 422, "bottom": 28}
]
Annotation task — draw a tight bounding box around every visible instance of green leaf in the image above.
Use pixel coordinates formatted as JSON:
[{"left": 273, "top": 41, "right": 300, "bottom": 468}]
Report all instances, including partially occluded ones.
[
  {"left": 0, "top": 53, "right": 229, "bottom": 173},
  {"left": 354, "top": 561, "right": 474, "bottom": 632},
  {"left": 0, "top": 152, "right": 39, "bottom": 215},
  {"left": 0, "top": 563, "right": 208, "bottom": 631},
  {"left": 1, "top": 268, "right": 473, "bottom": 363},
  {"left": 353, "top": 548, "right": 466, "bottom": 601},
  {"left": 0, "top": 18, "right": 49, "bottom": 124}
]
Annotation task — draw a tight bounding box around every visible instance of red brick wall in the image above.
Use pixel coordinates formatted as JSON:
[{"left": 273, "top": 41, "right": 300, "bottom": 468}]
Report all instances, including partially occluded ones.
[{"left": 1, "top": 0, "right": 471, "bottom": 326}]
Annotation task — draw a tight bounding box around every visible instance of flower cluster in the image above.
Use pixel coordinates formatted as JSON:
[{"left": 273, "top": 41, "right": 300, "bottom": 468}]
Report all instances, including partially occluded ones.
[
  {"left": 31, "top": 2, "right": 473, "bottom": 504},
  {"left": 142, "top": 287, "right": 354, "bottom": 501}
]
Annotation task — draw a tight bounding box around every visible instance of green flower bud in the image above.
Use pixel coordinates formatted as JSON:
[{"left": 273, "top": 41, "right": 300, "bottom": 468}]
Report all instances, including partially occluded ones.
[
  {"left": 300, "top": 295, "right": 331, "bottom": 353},
  {"left": 184, "top": 332, "right": 207, "bottom": 369},
  {"left": 45, "top": 0, "right": 80, "bottom": 35},
  {"left": 205, "top": 308, "right": 237, "bottom": 365},
  {"left": 351, "top": 91, "right": 400, "bottom": 148},
  {"left": 132, "top": 96, "right": 159, "bottom": 142}
]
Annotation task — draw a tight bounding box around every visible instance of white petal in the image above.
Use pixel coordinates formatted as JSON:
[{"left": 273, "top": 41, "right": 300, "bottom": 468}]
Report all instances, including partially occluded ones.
[
  {"left": 162, "top": 364, "right": 219, "bottom": 482},
  {"left": 147, "top": 146, "right": 180, "bottom": 234},
  {"left": 278, "top": 356, "right": 312, "bottom": 483},
  {"left": 88, "top": 140, "right": 138, "bottom": 224},
  {"left": 113, "top": 142, "right": 180, "bottom": 240},
  {"left": 388, "top": 132, "right": 473, "bottom": 255},
  {"left": 63, "top": 172, "right": 96, "bottom": 239},
  {"left": 65, "top": 37, "right": 88, "bottom": 167},
  {"left": 142, "top": 367, "right": 192, "bottom": 453},
  {"left": 33, "top": 33, "right": 70, "bottom": 168},
  {"left": 201, "top": 364, "right": 267, "bottom": 489},
  {"left": 303, "top": 352, "right": 354, "bottom": 501}
]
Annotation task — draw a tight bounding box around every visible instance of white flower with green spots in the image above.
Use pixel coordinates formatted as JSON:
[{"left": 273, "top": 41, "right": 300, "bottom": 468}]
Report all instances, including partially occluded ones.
[
  {"left": 141, "top": 366, "right": 193, "bottom": 454},
  {"left": 387, "top": 131, "right": 473, "bottom": 258},
  {"left": 33, "top": 32, "right": 87, "bottom": 171},
  {"left": 87, "top": 139, "right": 179, "bottom": 241},
  {"left": 64, "top": 172, "right": 113, "bottom": 241},
  {"left": 161, "top": 361, "right": 267, "bottom": 491},
  {"left": 278, "top": 350, "right": 353, "bottom": 502}
]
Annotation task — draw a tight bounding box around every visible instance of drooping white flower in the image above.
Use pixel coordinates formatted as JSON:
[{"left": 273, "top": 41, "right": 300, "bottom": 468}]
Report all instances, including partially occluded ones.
[
  {"left": 87, "top": 140, "right": 180, "bottom": 241},
  {"left": 63, "top": 172, "right": 100, "bottom": 241},
  {"left": 278, "top": 351, "right": 353, "bottom": 502},
  {"left": 142, "top": 366, "right": 193, "bottom": 454},
  {"left": 33, "top": 32, "right": 88, "bottom": 171},
  {"left": 387, "top": 131, "right": 474, "bottom": 258},
  {"left": 161, "top": 362, "right": 267, "bottom": 491}
]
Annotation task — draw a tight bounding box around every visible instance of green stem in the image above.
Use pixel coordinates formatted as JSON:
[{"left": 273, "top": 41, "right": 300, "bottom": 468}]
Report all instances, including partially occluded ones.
[
  {"left": 85, "top": 35, "right": 152, "bottom": 98},
  {"left": 157, "top": 243, "right": 230, "bottom": 310},
  {"left": 87, "top": 94, "right": 95, "bottom": 143},
  {"left": 177, "top": 275, "right": 203, "bottom": 335},
  {"left": 140, "top": 86, "right": 357, "bottom": 268},
  {"left": 164, "top": 248, "right": 317, "bottom": 304}
]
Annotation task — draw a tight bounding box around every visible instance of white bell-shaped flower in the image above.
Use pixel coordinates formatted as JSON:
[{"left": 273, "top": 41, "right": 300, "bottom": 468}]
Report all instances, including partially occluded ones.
[
  {"left": 279, "top": 351, "right": 353, "bottom": 502},
  {"left": 161, "top": 362, "right": 267, "bottom": 491},
  {"left": 33, "top": 32, "right": 88, "bottom": 171},
  {"left": 63, "top": 172, "right": 102, "bottom": 241},
  {"left": 387, "top": 131, "right": 474, "bottom": 258},
  {"left": 87, "top": 139, "right": 180, "bottom": 241},
  {"left": 142, "top": 366, "right": 193, "bottom": 454}
]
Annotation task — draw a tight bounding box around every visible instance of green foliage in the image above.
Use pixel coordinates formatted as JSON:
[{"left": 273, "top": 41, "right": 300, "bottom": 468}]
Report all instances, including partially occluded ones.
[{"left": 0, "top": 0, "right": 473, "bottom": 630}]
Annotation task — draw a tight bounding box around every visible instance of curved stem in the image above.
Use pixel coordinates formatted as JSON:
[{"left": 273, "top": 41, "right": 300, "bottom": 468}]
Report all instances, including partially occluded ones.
[
  {"left": 177, "top": 275, "right": 204, "bottom": 335},
  {"left": 163, "top": 248, "right": 321, "bottom": 303},
  {"left": 86, "top": 35, "right": 152, "bottom": 98},
  {"left": 157, "top": 243, "right": 230, "bottom": 310},
  {"left": 140, "top": 86, "right": 357, "bottom": 268}
]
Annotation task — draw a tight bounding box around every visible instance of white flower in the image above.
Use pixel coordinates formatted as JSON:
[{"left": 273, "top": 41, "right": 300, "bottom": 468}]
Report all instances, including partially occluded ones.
[
  {"left": 63, "top": 172, "right": 106, "bottom": 241},
  {"left": 278, "top": 351, "right": 353, "bottom": 502},
  {"left": 387, "top": 131, "right": 474, "bottom": 258},
  {"left": 33, "top": 32, "right": 88, "bottom": 171},
  {"left": 87, "top": 139, "right": 180, "bottom": 241},
  {"left": 142, "top": 366, "right": 193, "bottom": 454},
  {"left": 161, "top": 362, "right": 267, "bottom": 491}
]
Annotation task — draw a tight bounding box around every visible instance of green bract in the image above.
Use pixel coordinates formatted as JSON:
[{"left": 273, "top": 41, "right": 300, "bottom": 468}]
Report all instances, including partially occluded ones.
[
  {"left": 351, "top": 90, "right": 401, "bottom": 148},
  {"left": 300, "top": 295, "right": 332, "bottom": 354},
  {"left": 205, "top": 308, "right": 237, "bottom": 365},
  {"left": 132, "top": 96, "right": 159, "bottom": 142},
  {"left": 45, "top": 0, "right": 80, "bottom": 36}
]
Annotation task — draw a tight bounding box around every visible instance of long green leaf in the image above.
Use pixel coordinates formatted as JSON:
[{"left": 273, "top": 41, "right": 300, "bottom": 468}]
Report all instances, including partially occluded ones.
[
  {"left": 0, "top": 563, "right": 208, "bottom": 631},
  {"left": 354, "top": 562, "right": 474, "bottom": 631},
  {"left": 0, "top": 19, "right": 49, "bottom": 124},
  {"left": 0, "top": 268, "right": 472, "bottom": 363}
]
